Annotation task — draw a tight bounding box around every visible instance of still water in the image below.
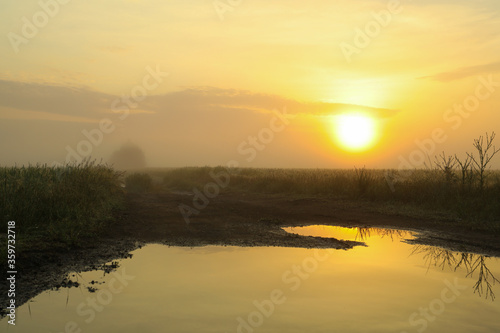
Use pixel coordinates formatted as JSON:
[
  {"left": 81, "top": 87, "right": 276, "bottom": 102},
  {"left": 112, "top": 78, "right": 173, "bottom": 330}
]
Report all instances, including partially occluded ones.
[{"left": 3, "top": 226, "right": 500, "bottom": 332}]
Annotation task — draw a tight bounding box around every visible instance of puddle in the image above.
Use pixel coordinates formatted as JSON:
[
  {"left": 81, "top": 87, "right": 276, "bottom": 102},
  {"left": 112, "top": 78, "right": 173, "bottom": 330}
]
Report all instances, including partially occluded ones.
[
  {"left": 2, "top": 226, "right": 500, "bottom": 332},
  {"left": 282, "top": 224, "right": 415, "bottom": 243}
]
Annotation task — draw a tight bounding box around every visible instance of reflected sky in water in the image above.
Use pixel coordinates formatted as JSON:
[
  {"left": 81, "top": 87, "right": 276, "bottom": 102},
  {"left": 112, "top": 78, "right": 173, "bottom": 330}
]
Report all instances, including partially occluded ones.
[{"left": 2, "top": 226, "right": 500, "bottom": 332}]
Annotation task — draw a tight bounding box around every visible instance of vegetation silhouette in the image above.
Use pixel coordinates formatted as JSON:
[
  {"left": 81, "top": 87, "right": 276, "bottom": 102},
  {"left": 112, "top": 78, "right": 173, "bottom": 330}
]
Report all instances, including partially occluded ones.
[
  {"left": 353, "top": 227, "right": 411, "bottom": 242},
  {"left": 411, "top": 245, "right": 499, "bottom": 301},
  {"left": 109, "top": 143, "right": 147, "bottom": 170}
]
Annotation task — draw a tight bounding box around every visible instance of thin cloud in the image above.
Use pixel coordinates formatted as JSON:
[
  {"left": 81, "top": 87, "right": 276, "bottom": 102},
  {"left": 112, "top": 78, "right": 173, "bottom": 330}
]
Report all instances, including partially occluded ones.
[
  {"left": 0, "top": 107, "right": 98, "bottom": 124},
  {"left": 147, "top": 87, "right": 398, "bottom": 119},
  {"left": 0, "top": 81, "right": 397, "bottom": 122},
  {"left": 421, "top": 61, "right": 500, "bottom": 82},
  {"left": 0, "top": 80, "right": 112, "bottom": 118}
]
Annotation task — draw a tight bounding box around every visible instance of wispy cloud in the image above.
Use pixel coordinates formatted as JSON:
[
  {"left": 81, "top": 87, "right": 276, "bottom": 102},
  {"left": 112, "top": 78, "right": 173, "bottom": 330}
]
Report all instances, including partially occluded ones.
[
  {"left": 0, "top": 80, "right": 112, "bottom": 118},
  {"left": 147, "top": 87, "right": 398, "bottom": 118},
  {"left": 420, "top": 61, "right": 500, "bottom": 82},
  {"left": 0, "top": 107, "right": 98, "bottom": 123},
  {"left": 0, "top": 81, "right": 397, "bottom": 122}
]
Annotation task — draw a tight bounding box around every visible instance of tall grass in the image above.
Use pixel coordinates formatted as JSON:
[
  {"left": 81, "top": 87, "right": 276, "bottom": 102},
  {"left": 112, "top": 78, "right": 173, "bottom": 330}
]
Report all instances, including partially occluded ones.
[{"left": 0, "top": 161, "right": 124, "bottom": 251}]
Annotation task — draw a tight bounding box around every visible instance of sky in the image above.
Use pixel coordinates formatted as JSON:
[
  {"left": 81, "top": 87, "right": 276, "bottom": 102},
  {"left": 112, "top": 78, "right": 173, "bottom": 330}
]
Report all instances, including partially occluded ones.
[{"left": 1, "top": 0, "right": 500, "bottom": 168}]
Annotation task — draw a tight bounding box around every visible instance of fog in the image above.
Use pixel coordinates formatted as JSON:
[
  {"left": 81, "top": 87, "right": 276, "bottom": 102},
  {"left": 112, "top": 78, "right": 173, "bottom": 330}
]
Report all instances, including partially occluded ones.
[
  {"left": 0, "top": 80, "right": 405, "bottom": 168},
  {"left": 1, "top": 0, "right": 500, "bottom": 169}
]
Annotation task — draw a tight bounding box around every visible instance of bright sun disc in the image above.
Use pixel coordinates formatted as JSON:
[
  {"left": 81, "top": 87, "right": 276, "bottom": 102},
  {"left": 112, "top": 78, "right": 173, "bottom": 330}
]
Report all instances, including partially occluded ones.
[{"left": 333, "top": 113, "right": 377, "bottom": 151}]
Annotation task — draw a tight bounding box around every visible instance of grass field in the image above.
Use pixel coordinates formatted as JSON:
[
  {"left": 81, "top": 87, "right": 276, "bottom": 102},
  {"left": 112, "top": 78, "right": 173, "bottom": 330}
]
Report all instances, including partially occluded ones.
[
  {"left": 1, "top": 161, "right": 124, "bottom": 262},
  {"left": 157, "top": 166, "right": 500, "bottom": 229},
  {"left": 156, "top": 133, "right": 500, "bottom": 225}
]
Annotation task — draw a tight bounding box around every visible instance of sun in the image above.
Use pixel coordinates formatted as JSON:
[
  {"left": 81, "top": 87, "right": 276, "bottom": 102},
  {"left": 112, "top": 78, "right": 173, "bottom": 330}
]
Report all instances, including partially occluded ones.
[{"left": 332, "top": 113, "right": 377, "bottom": 151}]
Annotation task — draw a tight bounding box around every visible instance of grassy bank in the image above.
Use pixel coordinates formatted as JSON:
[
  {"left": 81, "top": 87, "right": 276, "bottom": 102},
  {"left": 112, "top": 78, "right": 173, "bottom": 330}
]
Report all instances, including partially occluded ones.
[
  {"left": 157, "top": 166, "right": 500, "bottom": 231},
  {"left": 1, "top": 162, "right": 124, "bottom": 262}
]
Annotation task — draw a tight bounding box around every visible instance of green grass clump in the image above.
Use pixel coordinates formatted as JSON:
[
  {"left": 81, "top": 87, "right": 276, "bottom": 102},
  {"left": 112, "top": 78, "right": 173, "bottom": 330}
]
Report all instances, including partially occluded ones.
[{"left": 0, "top": 161, "right": 124, "bottom": 257}]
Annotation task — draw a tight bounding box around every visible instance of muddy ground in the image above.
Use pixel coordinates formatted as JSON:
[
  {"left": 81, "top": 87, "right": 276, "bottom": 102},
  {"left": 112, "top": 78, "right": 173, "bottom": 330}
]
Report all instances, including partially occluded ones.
[{"left": 2, "top": 190, "right": 500, "bottom": 316}]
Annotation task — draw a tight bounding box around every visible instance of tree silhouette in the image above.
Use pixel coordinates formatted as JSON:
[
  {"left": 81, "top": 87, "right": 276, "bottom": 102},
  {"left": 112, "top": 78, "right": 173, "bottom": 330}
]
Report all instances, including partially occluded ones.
[{"left": 109, "top": 143, "right": 147, "bottom": 170}]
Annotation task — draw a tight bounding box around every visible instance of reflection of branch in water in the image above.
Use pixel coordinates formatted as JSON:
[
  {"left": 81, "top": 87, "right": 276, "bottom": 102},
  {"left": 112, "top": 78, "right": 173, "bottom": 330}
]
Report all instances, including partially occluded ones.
[
  {"left": 354, "top": 227, "right": 411, "bottom": 242},
  {"left": 378, "top": 228, "right": 411, "bottom": 241},
  {"left": 455, "top": 252, "right": 474, "bottom": 272},
  {"left": 411, "top": 246, "right": 458, "bottom": 271},
  {"left": 468, "top": 255, "right": 499, "bottom": 301},
  {"left": 355, "top": 227, "right": 372, "bottom": 241},
  {"left": 411, "top": 245, "right": 499, "bottom": 301}
]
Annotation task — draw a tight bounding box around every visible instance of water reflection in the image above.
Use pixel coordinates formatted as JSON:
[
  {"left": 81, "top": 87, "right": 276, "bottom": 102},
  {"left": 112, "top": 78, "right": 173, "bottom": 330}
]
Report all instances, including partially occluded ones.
[
  {"left": 412, "top": 245, "right": 500, "bottom": 300},
  {"left": 284, "top": 225, "right": 499, "bottom": 301},
  {"left": 283, "top": 225, "right": 413, "bottom": 242},
  {"left": 3, "top": 229, "right": 500, "bottom": 333},
  {"left": 352, "top": 227, "right": 411, "bottom": 242}
]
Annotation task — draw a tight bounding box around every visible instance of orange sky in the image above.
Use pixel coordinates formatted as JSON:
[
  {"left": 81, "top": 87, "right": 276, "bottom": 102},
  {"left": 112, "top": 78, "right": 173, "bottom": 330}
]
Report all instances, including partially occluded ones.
[{"left": 1, "top": 0, "right": 499, "bottom": 168}]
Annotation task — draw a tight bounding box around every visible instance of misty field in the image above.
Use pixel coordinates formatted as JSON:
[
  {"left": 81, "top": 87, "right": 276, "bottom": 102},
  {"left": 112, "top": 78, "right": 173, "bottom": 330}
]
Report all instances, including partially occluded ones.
[
  {"left": 2, "top": 159, "right": 500, "bottom": 264},
  {"left": 158, "top": 166, "right": 500, "bottom": 228},
  {"left": 156, "top": 134, "right": 500, "bottom": 227}
]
